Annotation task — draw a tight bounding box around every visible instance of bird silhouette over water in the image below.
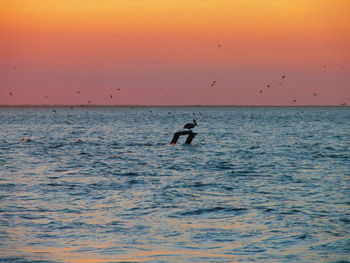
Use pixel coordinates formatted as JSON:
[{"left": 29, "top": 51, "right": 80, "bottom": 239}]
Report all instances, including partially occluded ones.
[
  {"left": 210, "top": 80, "right": 217, "bottom": 87},
  {"left": 183, "top": 119, "right": 198, "bottom": 130}
]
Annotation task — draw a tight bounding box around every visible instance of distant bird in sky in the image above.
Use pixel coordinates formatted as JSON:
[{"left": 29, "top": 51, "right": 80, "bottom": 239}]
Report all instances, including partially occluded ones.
[
  {"left": 210, "top": 80, "right": 217, "bottom": 87},
  {"left": 313, "top": 92, "right": 317, "bottom": 96},
  {"left": 293, "top": 99, "right": 297, "bottom": 103},
  {"left": 117, "top": 88, "right": 121, "bottom": 91},
  {"left": 259, "top": 89, "right": 263, "bottom": 94},
  {"left": 267, "top": 85, "right": 271, "bottom": 88},
  {"left": 76, "top": 91, "right": 80, "bottom": 94},
  {"left": 282, "top": 75, "right": 286, "bottom": 79},
  {"left": 218, "top": 43, "right": 222, "bottom": 48},
  {"left": 9, "top": 92, "right": 13, "bottom": 96},
  {"left": 110, "top": 95, "right": 113, "bottom": 99},
  {"left": 323, "top": 65, "right": 327, "bottom": 69},
  {"left": 88, "top": 101, "right": 91, "bottom": 104},
  {"left": 184, "top": 119, "right": 198, "bottom": 130},
  {"left": 341, "top": 102, "right": 347, "bottom": 106},
  {"left": 13, "top": 66, "right": 16, "bottom": 69}
]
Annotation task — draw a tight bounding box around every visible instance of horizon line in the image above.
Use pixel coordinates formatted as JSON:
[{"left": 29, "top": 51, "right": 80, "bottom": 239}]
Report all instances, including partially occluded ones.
[{"left": 0, "top": 104, "right": 348, "bottom": 108}]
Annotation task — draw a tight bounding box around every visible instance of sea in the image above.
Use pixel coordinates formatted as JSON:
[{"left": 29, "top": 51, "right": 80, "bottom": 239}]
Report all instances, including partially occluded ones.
[{"left": 0, "top": 106, "right": 349, "bottom": 263}]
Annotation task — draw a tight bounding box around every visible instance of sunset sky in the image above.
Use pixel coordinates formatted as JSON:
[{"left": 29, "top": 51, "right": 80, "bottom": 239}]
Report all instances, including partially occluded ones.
[{"left": 1, "top": 0, "right": 349, "bottom": 105}]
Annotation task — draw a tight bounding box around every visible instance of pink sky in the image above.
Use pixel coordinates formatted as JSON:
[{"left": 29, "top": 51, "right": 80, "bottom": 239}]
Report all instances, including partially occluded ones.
[{"left": 1, "top": 0, "right": 349, "bottom": 105}]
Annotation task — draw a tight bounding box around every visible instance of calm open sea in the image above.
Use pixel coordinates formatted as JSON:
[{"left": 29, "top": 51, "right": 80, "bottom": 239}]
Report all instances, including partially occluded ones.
[{"left": 0, "top": 107, "right": 349, "bottom": 263}]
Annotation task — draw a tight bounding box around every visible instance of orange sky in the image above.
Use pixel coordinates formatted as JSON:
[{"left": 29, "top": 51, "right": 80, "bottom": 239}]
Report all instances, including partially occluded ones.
[{"left": 1, "top": 0, "right": 349, "bottom": 105}]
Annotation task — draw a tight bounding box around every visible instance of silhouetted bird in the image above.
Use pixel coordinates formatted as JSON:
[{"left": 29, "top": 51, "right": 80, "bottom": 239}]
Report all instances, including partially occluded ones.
[
  {"left": 52, "top": 109, "right": 56, "bottom": 113},
  {"left": 323, "top": 65, "right": 327, "bottom": 69},
  {"left": 282, "top": 75, "right": 286, "bottom": 79},
  {"left": 267, "top": 85, "right": 270, "bottom": 88},
  {"left": 210, "top": 80, "right": 217, "bottom": 87},
  {"left": 117, "top": 88, "right": 121, "bottom": 91},
  {"left": 9, "top": 92, "right": 13, "bottom": 96},
  {"left": 313, "top": 92, "right": 317, "bottom": 96},
  {"left": 13, "top": 66, "right": 16, "bottom": 69},
  {"left": 293, "top": 99, "right": 297, "bottom": 103},
  {"left": 259, "top": 89, "right": 263, "bottom": 94},
  {"left": 341, "top": 102, "right": 347, "bottom": 106},
  {"left": 218, "top": 44, "right": 222, "bottom": 48},
  {"left": 76, "top": 91, "right": 80, "bottom": 94},
  {"left": 184, "top": 119, "right": 198, "bottom": 130},
  {"left": 110, "top": 95, "right": 113, "bottom": 99},
  {"left": 88, "top": 101, "right": 91, "bottom": 104}
]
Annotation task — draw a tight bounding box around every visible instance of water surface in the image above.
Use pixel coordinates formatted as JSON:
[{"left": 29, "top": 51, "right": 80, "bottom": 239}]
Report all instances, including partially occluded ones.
[{"left": 0, "top": 107, "right": 349, "bottom": 262}]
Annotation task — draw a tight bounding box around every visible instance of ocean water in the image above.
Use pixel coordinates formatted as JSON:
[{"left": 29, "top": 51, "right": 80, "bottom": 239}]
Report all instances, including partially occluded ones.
[{"left": 0, "top": 106, "right": 349, "bottom": 263}]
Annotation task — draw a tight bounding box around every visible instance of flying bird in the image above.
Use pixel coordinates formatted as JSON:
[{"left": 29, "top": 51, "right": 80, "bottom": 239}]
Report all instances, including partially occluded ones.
[
  {"left": 259, "top": 89, "right": 263, "bottom": 94},
  {"left": 313, "top": 92, "right": 317, "bottom": 96},
  {"left": 110, "top": 95, "right": 113, "bottom": 99},
  {"left": 210, "top": 80, "right": 217, "bottom": 87},
  {"left": 117, "top": 88, "right": 121, "bottom": 91},
  {"left": 267, "top": 85, "right": 271, "bottom": 88},
  {"left": 183, "top": 119, "right": 198, "bottom": 130},
  {"left": 88, "top": 101, "right": 91, "bottom": 104},
  {"left": 76, "top": 91, "right": 80, "bottom": 94},
  {"left": 9, "top": 92, "right": 13, "bottom": 96},
  {"left": 13, "top": 66, "right": 16, "bottom": 69},
  {"left": 293, "top": 99, "right": 297, "bottom": 103},
  {"left": 282, "top": 75, "right": 286, "bottom": 79},
  {"left": 218, "top": 43, "right": 222, "bottom": 48}
]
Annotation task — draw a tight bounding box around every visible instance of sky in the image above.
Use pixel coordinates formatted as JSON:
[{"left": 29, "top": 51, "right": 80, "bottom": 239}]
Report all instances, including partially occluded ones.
[{"left": 1, "top": 0, "right": 349, "bottom": 106}]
